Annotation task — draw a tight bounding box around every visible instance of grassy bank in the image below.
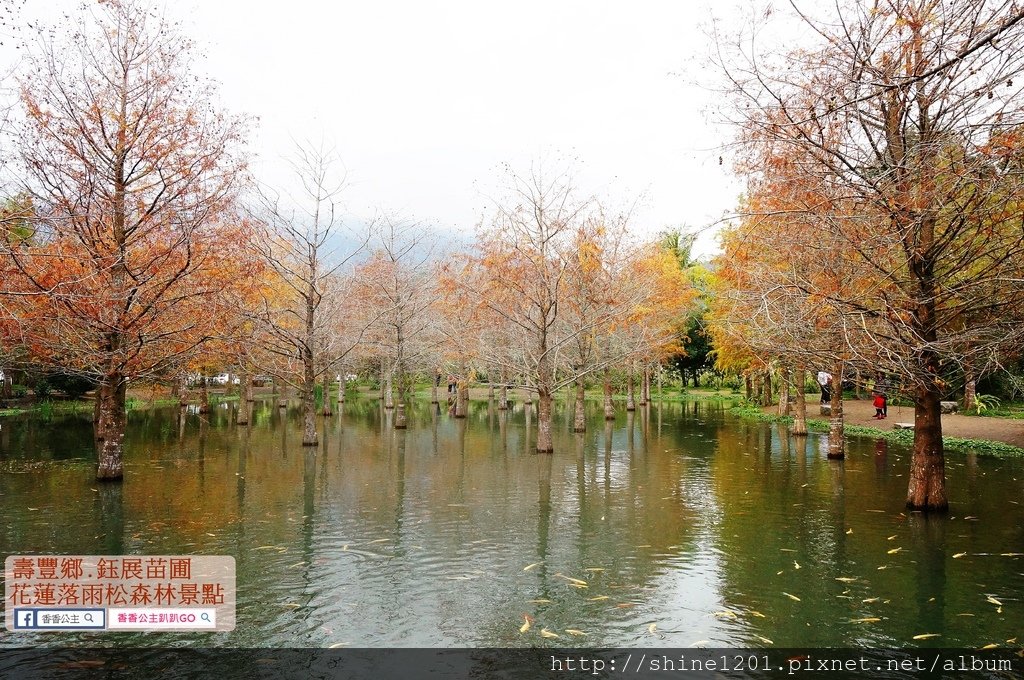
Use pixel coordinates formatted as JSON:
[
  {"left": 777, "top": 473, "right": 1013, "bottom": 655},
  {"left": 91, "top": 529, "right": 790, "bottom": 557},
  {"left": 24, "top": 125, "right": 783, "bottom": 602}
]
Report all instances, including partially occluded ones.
[{"left": 729, "top": 404, "right": 1024, "bottom": 457}]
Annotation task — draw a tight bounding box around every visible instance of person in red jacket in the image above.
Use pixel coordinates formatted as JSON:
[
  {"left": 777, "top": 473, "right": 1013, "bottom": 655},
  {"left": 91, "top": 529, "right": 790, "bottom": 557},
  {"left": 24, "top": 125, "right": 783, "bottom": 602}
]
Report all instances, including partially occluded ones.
[{"left": 873, "top": 392, "right": 886, "bottom": 419}]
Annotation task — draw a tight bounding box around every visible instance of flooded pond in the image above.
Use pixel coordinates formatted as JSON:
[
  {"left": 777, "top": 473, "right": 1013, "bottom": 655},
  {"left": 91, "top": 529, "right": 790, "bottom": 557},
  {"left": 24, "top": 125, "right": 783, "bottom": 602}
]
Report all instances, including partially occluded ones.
[{"left": 1, "top": 397, "right": 1022, "bottom": 648}]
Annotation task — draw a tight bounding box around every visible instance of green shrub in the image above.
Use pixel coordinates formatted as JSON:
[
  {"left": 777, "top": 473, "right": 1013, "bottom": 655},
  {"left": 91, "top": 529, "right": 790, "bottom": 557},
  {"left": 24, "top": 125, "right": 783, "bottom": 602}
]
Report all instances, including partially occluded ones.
[{"left": 11, "top": 384, "right": 28, "bottom": 398}]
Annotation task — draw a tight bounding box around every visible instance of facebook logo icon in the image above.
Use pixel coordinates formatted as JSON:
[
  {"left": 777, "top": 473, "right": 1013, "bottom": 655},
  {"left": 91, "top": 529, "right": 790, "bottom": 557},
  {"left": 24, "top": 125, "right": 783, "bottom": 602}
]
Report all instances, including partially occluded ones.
[{"left": 13, "top": 609, "right": 35, "bottom": 629}]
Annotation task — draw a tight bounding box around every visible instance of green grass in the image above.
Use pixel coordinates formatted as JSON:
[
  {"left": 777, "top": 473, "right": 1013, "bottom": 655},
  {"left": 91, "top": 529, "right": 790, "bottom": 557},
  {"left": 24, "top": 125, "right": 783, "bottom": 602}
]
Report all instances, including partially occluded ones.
[{"left": 729, "top": 405, "right": 1024, "bottom": 458}]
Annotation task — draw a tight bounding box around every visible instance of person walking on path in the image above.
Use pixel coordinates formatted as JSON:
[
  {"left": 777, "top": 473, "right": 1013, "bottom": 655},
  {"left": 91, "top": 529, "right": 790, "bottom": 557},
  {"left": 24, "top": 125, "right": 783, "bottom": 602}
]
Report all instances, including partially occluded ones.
[{"left": 873, "top": 392, "right": 886, "bottom": 419}]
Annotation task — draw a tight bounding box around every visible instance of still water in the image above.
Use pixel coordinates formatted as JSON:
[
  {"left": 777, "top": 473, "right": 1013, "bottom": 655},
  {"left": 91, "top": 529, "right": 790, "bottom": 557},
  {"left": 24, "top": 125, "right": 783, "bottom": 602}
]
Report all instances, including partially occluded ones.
[{"left": 1, "top": 397, "right": 1022, "bottom": 648}]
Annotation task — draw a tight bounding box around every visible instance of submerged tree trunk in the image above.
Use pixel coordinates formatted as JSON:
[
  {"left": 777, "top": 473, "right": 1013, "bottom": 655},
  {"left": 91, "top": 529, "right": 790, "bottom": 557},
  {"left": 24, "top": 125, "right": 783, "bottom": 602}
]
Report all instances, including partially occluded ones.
[
  {"left": 431, "top": 368, "right": 439, "bottom": 404},
  {"left": 626, "top": 369, "right": 636, "bottom": 411},
  {"left": 321, "top": 372, "right": 333, "bottom": 416},
  {"left": 828, "top": 362, "right": 845, "bottom": 459},
  {"left": 301, "top": 369, "right": 317, "bottom": 447},
  {"left": 498, "top": 378, "right": 508, "bottom": 410},
  {"left": 236, "top": 373, "right": 250, "bottom": 425},
  {"left": 199, "top": 376, "right": 210, "bottom": 414},
  {"left": 95, "top": 372, "right": 127, "bottom": 480},
  {"left": 641, "top": 364, "right": 650, "bottom": 405},
  {"left": 383, "top": 370, "right": 394, "bottom": 409},
  {"left": 537, "top": 386, "right": 554, "bottom": 453},
  {"left": 792, "top": 367, "right": 808, "bottom": 436},
  {"left": 454, "top": 377, "right": 468, "bottom": 418},
  {"left": 908, "top": 349, "right": 949, "bottom": 511},
  {"left": 573, "top": 377, "right": 586, "bottom": 433},
  {"left": 603, "top": 367, "right": 615, "bottom": 420}
]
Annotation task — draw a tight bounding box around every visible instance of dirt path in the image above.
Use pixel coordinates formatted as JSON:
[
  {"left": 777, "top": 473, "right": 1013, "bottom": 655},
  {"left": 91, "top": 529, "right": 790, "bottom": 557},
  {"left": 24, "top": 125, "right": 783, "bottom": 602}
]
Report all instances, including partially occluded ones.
[{"left": 770, "top": 396, "right": 1024, "bottom": 449}]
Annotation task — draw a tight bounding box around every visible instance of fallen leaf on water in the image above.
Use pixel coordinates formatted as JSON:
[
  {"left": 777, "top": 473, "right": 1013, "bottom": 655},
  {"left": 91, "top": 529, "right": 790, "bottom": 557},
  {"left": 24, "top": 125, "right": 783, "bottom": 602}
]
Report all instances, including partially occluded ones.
[
  {"left": 998, "top": 606, "right": 1003, "bottom": 613},
  {"left": 783, "top": 592, "right": 801, "bottom": 602},
  {"left": 877, "top": 565, "right": 889, "bottom": 570},
  {"left": 776, "top": 571, "right": 784, "bottom": 576},
  {"left": 587, "top": 596, "right": 609, "bottom": 601},
  {"left": 554, "top": 573, "right": 588, "bottom": 586},
  {"left": 520, "top": 614, "right": 532, "bottom": 634},
  {"left": 570, "top": 584, "right": 589, "bottom": 589},
  {"left": 1000, "top": 553, "right": 1023, "bottom": 557},
  {"left": 849, "top": 618, "right": 881, "bottom": 624},
  {"left": 342, "top": 545, "right": 348, "bottom": 551},
  {"left": 749, "top": 610, "right": 766, "bottom": 618},
  {"left": 887, "top": 535, "right": 897, "bottom": 541},
  {"left": 794, "top": 561, "right": 801, "bottom": 570},
  {"left": 368, "top": 538, "right": 390, "bottom": 544},
  {"left": 616, "top": 603, "right": 636, "bottom": 609},
  {"left": 528, "top": 599, "right": 551, "bottom": 604},
  {"left": 691, "top": 640, "right": 709, "bottom": 647},
  {"left": 835, "top": 577, "right": 858, "bottom": 583},
  {"left": 981, "top": 644, "right": 999, "bottom": 650},
  {"left": 753, "top": 634, "right": 774, "bottom": 644},
  {"left": 281, "top": 603, "right": 301, "bottom": 609},
  {"left": 712, "top": 611, "right": 737, "bottom": 619},
  {"left": 540, "top": 628, "right": 560, "bottom": 639},
  {"left": 986, "top": 596, "right": 1003, "bottom": 606},
  {"left": 779, "top": 548, "right": 797, "bottom": 552},
  {"left": 845, "top": 528, "right": 853, "bottom": 535},
  {"left": 953, "top": 552, "right": 967, "bottom": 559},
  {"left": 1008, "top": 638, "right": 1017, "bottom": 644},
  {"left": 887, "top": 547, "right": 903, "bottom": 554},
  {"left": 328, "top": 643, "right": 347, "bottom": 649},
  {"left": 648, "top": 623, "right": 658, "bottom": 635},
  {"left": 862, "top": 598, "right": 880, "bottom": 604},
  {"left": 913, "top": 633, "right": 940, "bottom": 640},
  {"left": 584, "top": 567, "right": 605, "bottom": 572},
  {"left": 255, "top": 546, "right": 278, "bottom": 550},
  {"left": 205, "top": 533, "right": 216, "bottom": 537},
  {"left": 523, "top": 562, "right": 542, "bottom": 572},
  {"left": 565, "top": 629, "right": 587, "bottom": 636},
  {"left": 957, "top": 613, "right": 976, "bottom": 617}
]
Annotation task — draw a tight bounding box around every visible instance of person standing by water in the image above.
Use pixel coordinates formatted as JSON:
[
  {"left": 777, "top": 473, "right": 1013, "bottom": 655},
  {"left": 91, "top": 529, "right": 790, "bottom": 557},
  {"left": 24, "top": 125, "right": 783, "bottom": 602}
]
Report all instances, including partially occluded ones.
[
  {"left": 873, "top": 392, "right": 886, "bottom": 419},
  {"left": 817, "top": 370, "right": 833, "bottom": 404}
]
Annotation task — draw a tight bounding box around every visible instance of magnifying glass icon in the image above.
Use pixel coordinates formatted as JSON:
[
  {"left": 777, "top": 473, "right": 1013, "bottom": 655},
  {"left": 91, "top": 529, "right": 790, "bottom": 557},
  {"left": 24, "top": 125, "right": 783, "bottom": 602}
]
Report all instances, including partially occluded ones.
[
  {"left": 84, "top": 613, "right": 94, "bottom": 623},
  {"left": 201, "top": 613, "right": 211, "bottom": 622}
]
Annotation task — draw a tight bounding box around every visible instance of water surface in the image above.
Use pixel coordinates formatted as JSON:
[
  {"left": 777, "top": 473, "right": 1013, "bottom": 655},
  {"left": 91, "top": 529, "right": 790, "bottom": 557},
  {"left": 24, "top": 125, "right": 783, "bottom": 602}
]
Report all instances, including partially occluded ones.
[{"left": 1, "top": 397, "right": 1022, "bottom": 648}]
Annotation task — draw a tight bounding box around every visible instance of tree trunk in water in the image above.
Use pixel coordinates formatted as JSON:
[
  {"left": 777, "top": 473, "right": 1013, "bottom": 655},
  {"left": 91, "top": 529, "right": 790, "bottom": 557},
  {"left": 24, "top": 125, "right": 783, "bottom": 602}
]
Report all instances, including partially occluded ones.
[
  {"left": 199, "top": 377, "right": 209, "bottom": 414},
  {"left": 828, "top": 362, "right": 845, "bottom": 459},
  {"left": 383, "top": 371, "right": 394, "bottom": 409},
  {"left": 302, "top": 372, "right": 318, "bottom": 446},
  {"left": 236, "top": 373, "right": 249, "bottom": 425},
  {"left": 908, "top": 376, "right": 949, "bottom": 511},
  {"left": 792, "top": 367, "right": 808, "bottom": 435},
  {"left": 537, "top": 387, "right": 554, "bottom": 453},
  {"left": 777, "top": 367, "right": 790, "bottom": 415},
  {"left": 745, "top": 373, "right": 752, "bottom": 400},
  {"left": 573, "top": 377, "right": 586, "bottom": 432},
  {"left": 395, "top": 402, "right": 407, "bottom": 429},
  {"left": 431, "top": 369, "right": 439, "bottom": 404},
  {"left": 641, "top": 364, "right": 650, "bottom": 405},
  {"left": 455, "top": 379, "right": 467, "bottom": 418},
  {"left": 498, "top": 381, "right": 508, "bottom": 410},
  {"left": 488, "top": 380, "right": 495, "bottom": 400},
  {"left": 626, "top": 369, "right": 636, "bottom": 411},
  {"left": 321, "top": 373, "right": 333, "bottom": 416},
  {"left": 278, "top": 385, "right": 288, "bottom": 408},
  {"left": 95, "top": 373, "right": 127, "bottom": 480},
  {"left": 763, "top": 370, "right": 773, "bottom": 407},
  {"left": 603, "top": 367, "right": 615, "bottom": 420},
  {"left": 657, "top": 365, "right": 663, "bottom": 401}
]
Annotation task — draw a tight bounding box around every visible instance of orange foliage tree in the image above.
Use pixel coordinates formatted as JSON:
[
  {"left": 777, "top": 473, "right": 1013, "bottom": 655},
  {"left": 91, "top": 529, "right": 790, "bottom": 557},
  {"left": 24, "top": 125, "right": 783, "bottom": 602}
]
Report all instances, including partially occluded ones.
[{"left": 1, "top": 0, "right": 249, "bottom": 480}]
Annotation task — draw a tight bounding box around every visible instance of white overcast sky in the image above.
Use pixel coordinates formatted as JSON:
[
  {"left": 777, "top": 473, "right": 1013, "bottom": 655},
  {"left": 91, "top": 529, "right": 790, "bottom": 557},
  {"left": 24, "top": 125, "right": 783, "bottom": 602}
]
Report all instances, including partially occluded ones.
[{"left": 11, "top": 0, "right": 743, "bottom": 256}]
